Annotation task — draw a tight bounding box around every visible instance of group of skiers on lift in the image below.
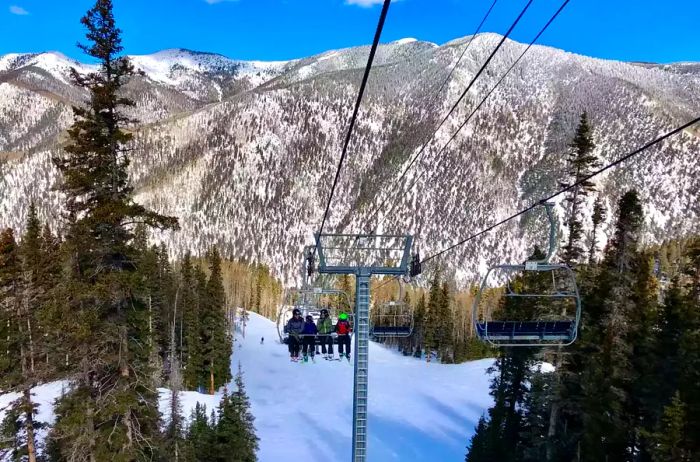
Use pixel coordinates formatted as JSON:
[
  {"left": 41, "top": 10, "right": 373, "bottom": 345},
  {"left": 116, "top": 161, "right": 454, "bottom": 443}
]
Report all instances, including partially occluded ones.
[{"left": 285, "top": 308, "right": 352, "bottom": 363}]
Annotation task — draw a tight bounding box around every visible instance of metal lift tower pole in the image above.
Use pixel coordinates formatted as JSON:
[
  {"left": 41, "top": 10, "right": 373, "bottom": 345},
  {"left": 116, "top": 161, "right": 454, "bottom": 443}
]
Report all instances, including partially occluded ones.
[
  {"left": 314, "top": 234, "right": 412, "bottom": 462},
  {"left": 352, "top": 269, "right": 371, "bottom": 461}
]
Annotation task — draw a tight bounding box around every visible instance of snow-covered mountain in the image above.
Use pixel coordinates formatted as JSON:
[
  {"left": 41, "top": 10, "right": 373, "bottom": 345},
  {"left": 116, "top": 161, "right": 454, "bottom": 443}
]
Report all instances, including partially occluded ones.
[
  {"left": 1, "top": 34, "right": 699, "bottom": 283},
  {"left": 0, "top": 312, "right": 496, "bottom": 461}
]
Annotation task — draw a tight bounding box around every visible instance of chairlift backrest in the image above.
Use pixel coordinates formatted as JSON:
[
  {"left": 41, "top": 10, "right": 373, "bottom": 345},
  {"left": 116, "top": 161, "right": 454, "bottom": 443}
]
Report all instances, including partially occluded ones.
[{"left": 471, "top": 203, "right": 582, "bottom": 347}]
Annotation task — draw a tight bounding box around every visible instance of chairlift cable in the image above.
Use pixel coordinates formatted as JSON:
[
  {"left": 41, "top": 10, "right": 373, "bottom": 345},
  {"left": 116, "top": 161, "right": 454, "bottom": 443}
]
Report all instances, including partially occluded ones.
[
  {"left": 421, "top": 116, "right": 700, "bottom": 265},
  {"left": 375, "top": 0, "right": 572, "bottom": 230},
  {"left": 426, "top": 0, "right": 500, "bottom": 108},
  {"left": 365, "top": 0, "right": 535, "bottom": 232},
  {"left": 315, "top": 0, "right": 391, "bottom": 242},
  {"left": 373, "top": 115, "right": 700, "bottom": 289}
]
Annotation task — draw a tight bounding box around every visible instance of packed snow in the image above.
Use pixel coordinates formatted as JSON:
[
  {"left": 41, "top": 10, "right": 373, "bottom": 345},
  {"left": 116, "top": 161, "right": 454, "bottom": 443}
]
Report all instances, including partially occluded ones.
[{"left": 1, "top": 312, "right": 495, "bottom": 461}]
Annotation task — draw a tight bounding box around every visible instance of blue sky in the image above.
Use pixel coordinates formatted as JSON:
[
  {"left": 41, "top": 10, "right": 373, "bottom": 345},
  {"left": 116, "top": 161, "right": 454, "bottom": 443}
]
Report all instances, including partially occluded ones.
[{"left": 1, "top": 0, "right": 698, "bottom": 64}]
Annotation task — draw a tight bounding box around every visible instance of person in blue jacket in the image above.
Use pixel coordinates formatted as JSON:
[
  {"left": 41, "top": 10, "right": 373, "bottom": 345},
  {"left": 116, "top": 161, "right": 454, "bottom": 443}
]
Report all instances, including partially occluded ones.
[{"left": 301, "top": 315, "right": 318, "bottom": 363}]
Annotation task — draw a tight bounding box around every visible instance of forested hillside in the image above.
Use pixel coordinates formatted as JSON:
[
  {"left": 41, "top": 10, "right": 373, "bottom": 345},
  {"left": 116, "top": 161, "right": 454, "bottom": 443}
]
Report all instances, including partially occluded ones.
[
  {"left": 2, "top": 24, "right": 699, "bottom": 284},
  {"left": 0, "top": 2, "right": 257, "bottom": 459},
  {"left": 465, "top": 192, "right": 700, "bottom": 461}
]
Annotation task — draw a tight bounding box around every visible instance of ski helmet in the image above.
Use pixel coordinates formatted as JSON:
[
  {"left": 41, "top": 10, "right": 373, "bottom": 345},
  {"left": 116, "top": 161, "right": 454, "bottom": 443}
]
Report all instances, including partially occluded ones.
[
  {"left": 321, "top": 309, "right": 329, "bottom": 316},
  {"left": 339, "top": 312, "right": 348, "bottom": 321},
  {"left": 293, "top": 308, "right": 301, "bottom": 316},
  {"left": 306, "top": 315, "right": 313, "bottom": 322}
]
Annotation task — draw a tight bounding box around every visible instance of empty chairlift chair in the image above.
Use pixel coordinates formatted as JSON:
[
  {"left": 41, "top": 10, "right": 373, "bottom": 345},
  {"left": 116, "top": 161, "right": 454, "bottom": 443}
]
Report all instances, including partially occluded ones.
[
  {"left": 471, "top": 202, "right": 582, "bottom": 347},
  {"left": 371, "top": 280, "right": 414, "bottom": 338}
]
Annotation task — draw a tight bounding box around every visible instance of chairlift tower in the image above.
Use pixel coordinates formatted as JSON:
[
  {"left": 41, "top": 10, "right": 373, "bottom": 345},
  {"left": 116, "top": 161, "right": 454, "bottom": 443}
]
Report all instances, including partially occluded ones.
[{"left": 315, "top": 233, "right": 413, "bottom": 462}]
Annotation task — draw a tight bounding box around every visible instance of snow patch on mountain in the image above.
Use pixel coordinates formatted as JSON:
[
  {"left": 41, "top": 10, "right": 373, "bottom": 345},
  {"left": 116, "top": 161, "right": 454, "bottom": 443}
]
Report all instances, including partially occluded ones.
[
  {"left": 1, "top": 34, "right": 699, "bottom": 284},
  {"left": 0, "top": 51, "right": 95, "bottom": 84}
]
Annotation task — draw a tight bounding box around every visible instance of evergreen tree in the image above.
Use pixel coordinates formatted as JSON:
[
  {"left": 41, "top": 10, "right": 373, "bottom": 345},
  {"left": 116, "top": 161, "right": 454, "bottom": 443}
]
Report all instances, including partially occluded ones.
[
  {"left": 48, "top": 1, "right": 177, "bottom": 458},
  {"left": 37, "top": 223, "right": 62, "bottom": 370},
  {"left": 626, "top": 254, "right": 659, "bottom": 460},
  {"left": 465, "top": 251, "right": 544, "bottom": 461},
  {"left": 519, "top": 371, "right": 555, "bottom": 462},
  {"left": 424, "top": 271, "right": 442, "bottom": 361},
  {"left": 438, "top": 282, "right": 454, "bottom": 362},
  {"left": 202, "top": 247, "right": 232, "bottom": 393},
  {"left": 185, "top": 403, "right": 215, "bottom": 462},
  {"left": 192, "top": 264, "right": 209, "bottom": 390},
  {"left": 164, "top": 344, "right": 186, "bottom": 461},
  {"left": 560, "top": 112, "right": 599, "bottom": 265},
  {"left": 0, "top": 392, "right": 44, "bottom": 462},
  {"left": 465, "top": 416, "right": 489, "bottom": 462},
  {"left": 580, "top": 190, "right": 644, "bottom": 461},
  {"left": 644, "top": 391, "right": 690, "bottom": 462},
  {"left": 474, "top": 350, "right": 534, "bottom": 462},
  {"left": 181, "top": 253, "right": 201, "bottom": 390},
  {"left": 9, "top": 204, "right": 54, "bottom": 462},
  {"left": 0, "top": 229, "right": 22, "bottom": 388},
  {"left": 410, "top": 293, "right": 427, "bottom": 358},
  {"left": 0, "top": 401, "right": 21, "bottom": 459},
  {"left": 589, "top": 196, "right": 607, "bottom": 264},
  {"left": 677, "top": 237, "right": 700, "bottom": 456},
  {"left": 212, "top": 366, "right": 258, "bottom": 461},
  {"left": 19, "top": 203, "right": 41, "bottom": 380}
]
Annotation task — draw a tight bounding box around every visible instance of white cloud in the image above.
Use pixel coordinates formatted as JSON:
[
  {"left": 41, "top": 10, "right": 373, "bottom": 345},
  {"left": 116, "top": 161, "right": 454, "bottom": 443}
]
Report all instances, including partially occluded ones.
[
  {"left": 345, "top": 0, "right": 398, "bottom": 7},
  {"left": 9, "top": 5, "right": 29, "bottom": 15}
]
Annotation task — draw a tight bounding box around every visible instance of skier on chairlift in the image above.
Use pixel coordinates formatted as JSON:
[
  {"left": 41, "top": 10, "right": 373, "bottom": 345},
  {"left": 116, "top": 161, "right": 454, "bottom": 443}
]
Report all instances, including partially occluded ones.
[
  {"left": 317, "top": 309, "right": 335, "bottom": 360},
  {"left": 286, "top": 308, "right": 304, "bottom": 361},
  {"left": 336, "top": 312, "right": 352, "bottom": 361},
  {"left": 301, "top": 315, "right": 318, "bottom": 363}
]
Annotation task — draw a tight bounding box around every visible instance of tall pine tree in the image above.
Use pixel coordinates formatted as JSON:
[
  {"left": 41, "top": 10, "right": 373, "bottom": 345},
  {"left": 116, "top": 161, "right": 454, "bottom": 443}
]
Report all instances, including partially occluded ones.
[
  {"left": 48, "top": 1, "right": 178, "bottom": 458},
  {"left": 560, "top": 112, "right": 599, "bottom": 265},
  {"left": 202, "top": 247, "right": 233, "bottom": 394}
]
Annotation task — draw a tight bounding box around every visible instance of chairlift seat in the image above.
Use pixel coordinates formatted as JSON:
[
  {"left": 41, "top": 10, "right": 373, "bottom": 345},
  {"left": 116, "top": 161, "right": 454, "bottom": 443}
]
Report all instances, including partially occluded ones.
[
  {"left": 282, "top": 333, "right": 348, "bottom": 345},
  {"left": 476, "top": 320, "right": 575, "bottom": 341},
  {"left": 371, "top": 326, "right": 412, "bottom": 336}
]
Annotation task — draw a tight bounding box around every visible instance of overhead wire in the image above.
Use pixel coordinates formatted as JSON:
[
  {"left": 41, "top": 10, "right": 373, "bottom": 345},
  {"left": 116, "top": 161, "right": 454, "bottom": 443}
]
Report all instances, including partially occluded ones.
[
  {"left": 421, "top": 116, "right": 700, "bottom": 265},
  {"left": 316, "top": 0, "right": 392, "bottom": 240},
  {"left": 365, "top": 0, "right": 536, "bottom": 232},
  {"left": 375, "top": 0, "right": 572, "bottom": 231},
  {"left": 375, "top": 115, "right": 700, "bottom": 290},
  {"left": 426, "top": 0, "right": 500, "bottom": 107},
  {"left": 395, "top": 0, "right": 499, "bottom": 261}
]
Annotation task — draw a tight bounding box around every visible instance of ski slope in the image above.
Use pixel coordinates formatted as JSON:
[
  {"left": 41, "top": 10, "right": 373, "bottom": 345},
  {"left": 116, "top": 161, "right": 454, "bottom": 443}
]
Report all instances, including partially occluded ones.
[
  {"left": 234, "top": 312, "right": 494, "bottom": 461},
  {"left": 1, "top": 312, "right": 494, "bottom": 461}
]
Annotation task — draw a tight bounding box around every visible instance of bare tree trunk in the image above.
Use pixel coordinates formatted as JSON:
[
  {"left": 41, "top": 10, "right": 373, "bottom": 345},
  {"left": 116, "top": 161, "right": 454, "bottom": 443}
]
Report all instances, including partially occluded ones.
[
  {"left": 546, "top": 350, "right": 564, "bottom": 461},
  {"left": 5, "top": 319, "right": 10, "bottom": 358},
  {"left": 169, "top": 318, "right": 183, "bottom": 462},
  {"left": 86, "top": 404, "right": 97, "bottom": 462},
  {"left": 23, "top": 388, "right": 38, "bottom": 462},
  {"left": 17, "top": 298, "right": 27, "bottom": 376},
  {"left": 26, "top": 315, "right": 35, "bottom": 374},
  {"left": 124, "top": 408, "right": 134, "bottom": 450},
  {"left": 148, "top": 295, "right": 153, "bottom": 346},
  {"left": 209, "top": 365, "right": 215, "bottom": 395}
]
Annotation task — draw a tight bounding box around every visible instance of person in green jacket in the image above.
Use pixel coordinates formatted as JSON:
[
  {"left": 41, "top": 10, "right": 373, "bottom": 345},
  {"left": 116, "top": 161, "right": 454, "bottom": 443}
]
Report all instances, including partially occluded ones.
[{"left": 317, "top": 309, "right": 335, "bottom": 360}]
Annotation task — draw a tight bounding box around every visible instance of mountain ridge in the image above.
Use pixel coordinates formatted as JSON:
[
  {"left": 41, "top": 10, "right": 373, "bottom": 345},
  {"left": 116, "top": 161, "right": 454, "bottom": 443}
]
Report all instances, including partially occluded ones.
[{"left": 1, "top": 33, "right": 699, "bottom": 284}]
